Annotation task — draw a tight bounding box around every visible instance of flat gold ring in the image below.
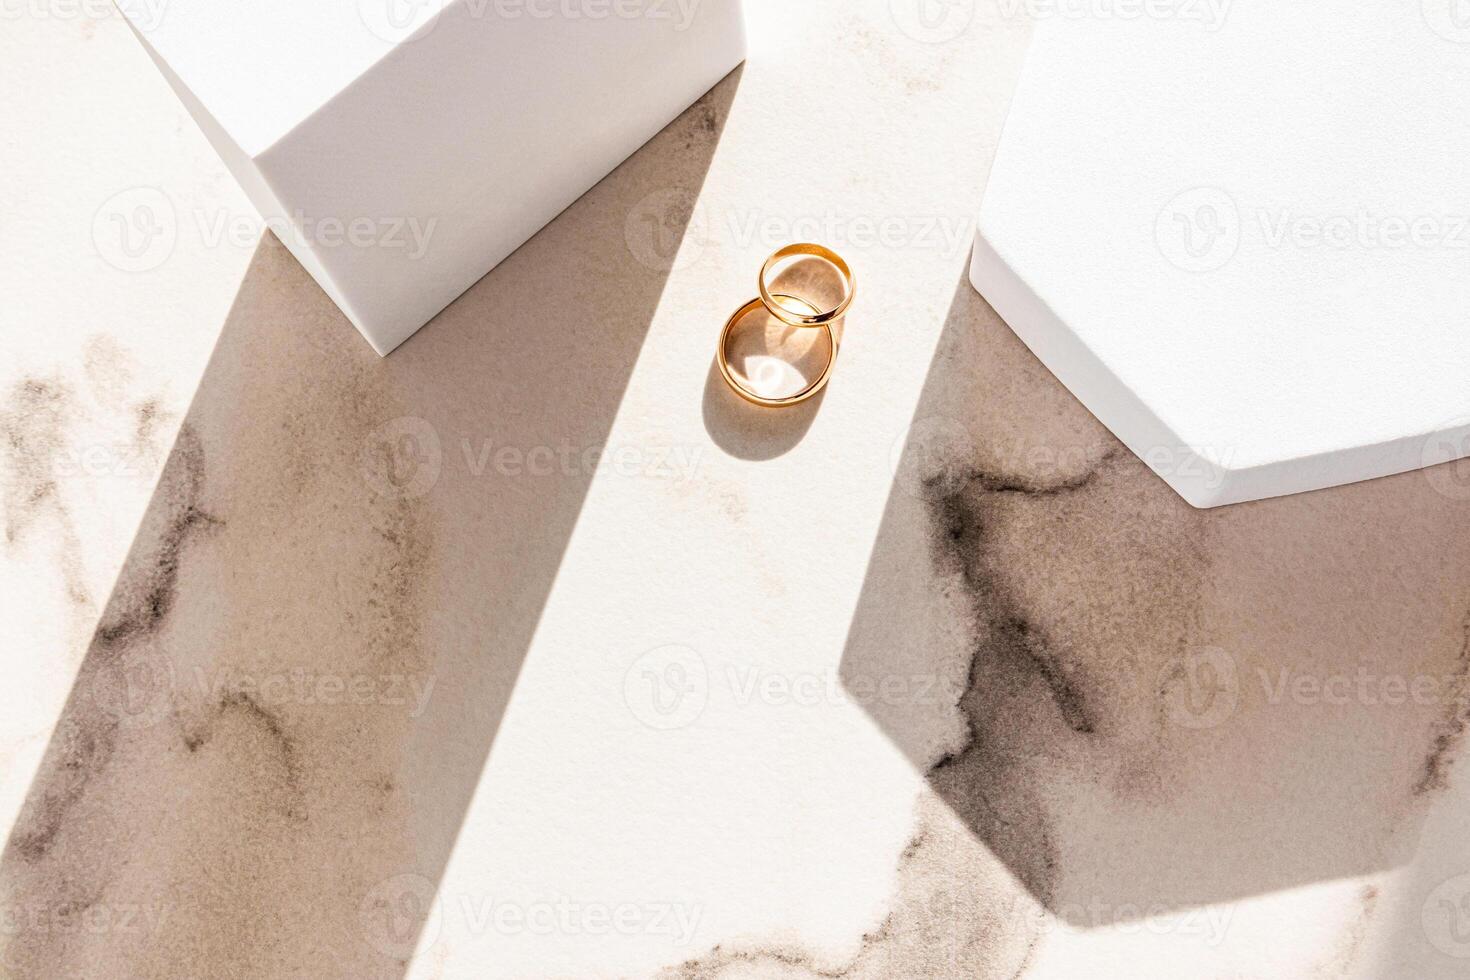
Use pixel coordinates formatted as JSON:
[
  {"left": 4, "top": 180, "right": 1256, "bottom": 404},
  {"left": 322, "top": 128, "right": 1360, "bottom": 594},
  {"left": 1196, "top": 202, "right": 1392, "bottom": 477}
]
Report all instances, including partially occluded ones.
[
  {"left": 758, "top": 243, "right": 856, "bottom": 328},
  {"left": 718, "top": 294, "right": 838, "bottom": 408}
]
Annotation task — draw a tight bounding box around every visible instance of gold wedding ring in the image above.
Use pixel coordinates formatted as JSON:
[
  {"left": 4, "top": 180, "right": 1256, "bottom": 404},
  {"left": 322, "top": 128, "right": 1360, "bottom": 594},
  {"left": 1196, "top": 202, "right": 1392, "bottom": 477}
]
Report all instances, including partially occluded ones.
[
  {"left": 758, "top": 243, "right": 856, "bottom": 328},
  {"left": 718, "top": 295, "right": 837, "bottom": 408},
  {"left": 716, "top": 244, "right": 856, "bottom": 408}
]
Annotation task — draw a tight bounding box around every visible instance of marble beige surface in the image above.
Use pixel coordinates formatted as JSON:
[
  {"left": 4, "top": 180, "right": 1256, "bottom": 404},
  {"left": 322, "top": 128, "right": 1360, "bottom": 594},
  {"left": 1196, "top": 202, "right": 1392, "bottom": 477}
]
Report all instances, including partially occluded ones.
[{"left": 4, "top": 2, "right": 1470, "bottom": 978}]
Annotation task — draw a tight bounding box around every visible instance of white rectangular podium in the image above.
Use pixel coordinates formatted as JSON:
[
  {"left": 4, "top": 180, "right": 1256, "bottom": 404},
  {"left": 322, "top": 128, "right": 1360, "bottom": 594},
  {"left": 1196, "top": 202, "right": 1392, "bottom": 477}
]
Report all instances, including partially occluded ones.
[{"left": 116, "top": 0, "right": 746, "bottom": 354}]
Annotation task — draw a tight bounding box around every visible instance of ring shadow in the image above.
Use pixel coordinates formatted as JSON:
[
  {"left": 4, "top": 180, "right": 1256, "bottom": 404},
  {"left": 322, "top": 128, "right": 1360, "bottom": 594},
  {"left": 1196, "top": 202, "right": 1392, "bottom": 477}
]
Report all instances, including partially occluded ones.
[
  {"left": 839, "top": 264, "right": 1470, "bottom": 931},
  {"left": 701, "top": 359, "right": 826, "bottom": 461},
  {"left": 0, "top": 68, "right": 741, "bottom": 978}
]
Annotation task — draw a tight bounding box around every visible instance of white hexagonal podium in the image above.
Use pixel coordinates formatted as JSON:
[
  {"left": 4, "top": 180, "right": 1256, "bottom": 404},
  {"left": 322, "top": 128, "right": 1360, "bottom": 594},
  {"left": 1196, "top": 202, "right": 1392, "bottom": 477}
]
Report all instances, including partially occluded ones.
[
  {"left": 970, "top": 3, "right": 1470, "bottom": 507},
  {"left": 115, "top": 0, "right": 745, "bottom": 354}
]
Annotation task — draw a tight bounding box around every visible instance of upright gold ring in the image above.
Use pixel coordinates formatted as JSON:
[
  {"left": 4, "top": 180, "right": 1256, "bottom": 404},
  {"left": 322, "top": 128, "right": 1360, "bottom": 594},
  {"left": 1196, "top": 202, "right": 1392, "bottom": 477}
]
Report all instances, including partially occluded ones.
[
  {"left": 718, "top": 294, "right": 838, "bottom": 408},
  {"left": 758, "top": 243, "right": 856, "bottom": 328}
]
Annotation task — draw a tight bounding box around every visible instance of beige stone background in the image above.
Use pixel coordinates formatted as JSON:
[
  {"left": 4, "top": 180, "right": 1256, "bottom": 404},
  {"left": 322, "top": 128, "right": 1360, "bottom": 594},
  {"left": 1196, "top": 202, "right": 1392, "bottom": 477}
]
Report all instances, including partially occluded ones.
[{"left": 3, "top": 1, "right": 1470, "bottom": 978}]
